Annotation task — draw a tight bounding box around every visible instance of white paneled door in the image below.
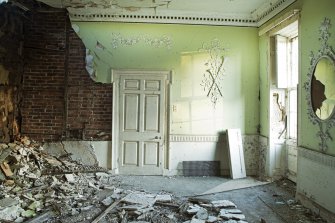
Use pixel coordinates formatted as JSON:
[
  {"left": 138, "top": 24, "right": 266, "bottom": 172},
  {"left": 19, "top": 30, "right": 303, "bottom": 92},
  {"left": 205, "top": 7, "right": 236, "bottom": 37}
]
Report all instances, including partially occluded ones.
[{"left": 118, "top": 73, "right": 167, "bottom": 175}]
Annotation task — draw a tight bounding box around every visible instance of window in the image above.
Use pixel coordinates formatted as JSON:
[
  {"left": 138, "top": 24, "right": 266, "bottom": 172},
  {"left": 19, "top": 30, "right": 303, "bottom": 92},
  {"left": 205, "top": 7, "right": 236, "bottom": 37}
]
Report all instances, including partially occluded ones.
[{"left": 274, "top": 31, "right": 298, "bottom": 139}]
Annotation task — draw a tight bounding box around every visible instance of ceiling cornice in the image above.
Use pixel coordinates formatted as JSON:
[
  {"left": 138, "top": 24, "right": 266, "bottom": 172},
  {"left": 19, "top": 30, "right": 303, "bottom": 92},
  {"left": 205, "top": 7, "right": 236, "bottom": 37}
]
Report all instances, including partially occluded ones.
[{"left": 37, "top": 0, "right": 297, "bottom": 27}]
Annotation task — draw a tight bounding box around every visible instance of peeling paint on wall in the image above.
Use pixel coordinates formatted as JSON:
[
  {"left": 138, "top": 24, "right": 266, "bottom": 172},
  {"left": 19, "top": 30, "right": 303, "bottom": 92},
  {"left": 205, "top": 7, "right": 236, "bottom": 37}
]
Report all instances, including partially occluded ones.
[
  {"left": 242, "top": 135, "right": 260, "bottom": 176},
  {"left": 71, "top": 23, "right": 80, "bottom": 33},
  {"left": 85, "top": 49, "right": 96, "bottom": 80},
  {"left": 258, "top": 135, "right": 268, "bottom": 180}
]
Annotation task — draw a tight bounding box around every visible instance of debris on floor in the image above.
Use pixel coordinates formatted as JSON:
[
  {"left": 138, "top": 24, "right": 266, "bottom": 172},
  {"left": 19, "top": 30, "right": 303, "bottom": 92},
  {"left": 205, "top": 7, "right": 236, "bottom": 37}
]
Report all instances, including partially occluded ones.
[{"left": 0, "top": 137, "right": 251, "bottom": 223}]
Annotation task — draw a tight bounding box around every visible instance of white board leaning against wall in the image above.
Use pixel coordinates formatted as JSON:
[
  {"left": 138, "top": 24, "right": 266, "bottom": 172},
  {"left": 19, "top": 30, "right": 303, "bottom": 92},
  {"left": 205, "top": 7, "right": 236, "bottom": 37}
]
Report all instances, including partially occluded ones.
[{"left": 226, "top": 129, "right": 246, "bottom": 179}]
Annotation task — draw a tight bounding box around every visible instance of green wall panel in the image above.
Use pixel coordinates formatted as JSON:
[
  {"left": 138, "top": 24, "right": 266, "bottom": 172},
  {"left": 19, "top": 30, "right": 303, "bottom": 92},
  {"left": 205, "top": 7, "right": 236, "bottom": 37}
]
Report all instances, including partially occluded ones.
[
  {"left": 300, "top": 0, "right": 335, "bottom": 155},
  {"left": 74, "top": 22, "right": 260, "bottom": 135}
]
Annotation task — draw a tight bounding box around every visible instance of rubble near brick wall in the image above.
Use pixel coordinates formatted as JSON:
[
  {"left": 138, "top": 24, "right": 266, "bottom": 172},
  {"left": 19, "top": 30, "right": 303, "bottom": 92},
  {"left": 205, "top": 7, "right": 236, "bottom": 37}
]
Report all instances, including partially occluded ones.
[
  {"left": 21, "top": 3, "right": 113, "bottom": 142},
  {"left": 0, "top": 3, "right": 24, "bottom": 143},
  {"left": 0, "top": 137, "right": 249, "bottom": 223}
]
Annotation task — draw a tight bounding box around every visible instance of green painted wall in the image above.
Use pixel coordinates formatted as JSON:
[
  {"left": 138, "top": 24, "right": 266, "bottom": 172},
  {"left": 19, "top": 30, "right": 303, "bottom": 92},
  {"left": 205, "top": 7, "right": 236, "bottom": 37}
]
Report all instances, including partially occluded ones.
[
  {"left": 259, "top": 0, "right": 335, "bottom": 155},
  {"left": 300, "top": 0, "right": 335, "bottom": 155},
  {"left": 259, "top": 35, "right": 269, "bottom": 137},
  {"left": 74, "top": 22, "right": 260, "bottom": 135}
]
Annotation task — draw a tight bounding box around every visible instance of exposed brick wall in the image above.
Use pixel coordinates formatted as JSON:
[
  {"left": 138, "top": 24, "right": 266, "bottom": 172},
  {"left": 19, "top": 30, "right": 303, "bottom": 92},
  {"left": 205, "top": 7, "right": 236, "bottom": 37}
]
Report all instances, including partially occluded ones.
[
  {"left": 21, "top": 8, "right": 113, "bottom": 142},
  {"left": 0, "top": 3, "right": 24, "bottom": 142}
]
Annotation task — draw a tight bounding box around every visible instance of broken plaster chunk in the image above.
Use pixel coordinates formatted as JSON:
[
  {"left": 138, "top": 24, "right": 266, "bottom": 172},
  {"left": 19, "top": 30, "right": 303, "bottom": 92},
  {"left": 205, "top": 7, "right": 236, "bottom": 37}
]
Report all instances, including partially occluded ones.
[
  {"left": 95, "top": 172, "right": 109, "bottom": 179},
  {"left": 28, "top": 201, "right": 42, "bottom": 211},
  {"left": 220, "top": 213, "right": 246, "bottom": 221},
  {"left": 190, "top": 218, "right": 206, "bottom": 223},
  {"left": 18, "top": 164, "right": 29, "bottom": 176},
  {"left": 122, "top": 192, "right": 156, "bottom": 207},
  {"left": 0, "top": 205, "right": 24, "bottom": 221},
  {"left": 207, "top": 216, "right": 220, "bottom": 222},
  {"left": 14, "top": 216, "right": 24, "bottom": 223},
  {"left": 101, "top": 196, "right": 113, "bottom": 206},
  {"left": 72, "top": 208, "right": 79, "bottom": 216},
  {"left": 65, "top": 174, "right": 76, "bottom": 183},
  {"left": 45, "top": 157, "right": 62, "bottom": 166},
  {"left": 0, "top": 197, "right": 19, "bottom": 208},
  {"left": 211, "top": 200, "right": 237, "bottom": 208},
  {"left": 167, "top": 213, "right": 175, "bottom": 219},
  {"left": 26, "top": 170, "right": 41, "bottom": 179},
  {"left": 7, "top": 143, "right": 16, "bottom": 148},
  {"left": 155, "top": 194, "right": 172, "bottom": 203},
  {"left": 21, "top": 136, "right": 31, "bottom": 146},
  {"left": 186, "top": 204, "right": 201, "bottom": 214},
  {"left": 220, "top": 208, "right": 243, "bottom": 215},
  {"left": 137, "top": 206, "right": 154, "bottom": 215},
  {"left": 88, "top": 181, "right": 100, "bottom": 190},
  {"left": 196, "top": 207, "right": 208, "bottom": 220},
  {"left": 80, "top": 205, "right": 93, "bottom": 212},
  {"left": 0, "top": 143, "right": 8, "bottom": 149},
  {"left": 121, "top": 204, "right": 147, "bottom": 211}
]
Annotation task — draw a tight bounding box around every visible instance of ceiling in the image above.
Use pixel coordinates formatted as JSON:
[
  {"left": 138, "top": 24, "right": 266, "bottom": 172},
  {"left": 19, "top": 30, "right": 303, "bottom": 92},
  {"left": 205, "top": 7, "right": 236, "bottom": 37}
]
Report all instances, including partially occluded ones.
[{"left": 25, "top": 0, "right": 297, "bottom": 27}]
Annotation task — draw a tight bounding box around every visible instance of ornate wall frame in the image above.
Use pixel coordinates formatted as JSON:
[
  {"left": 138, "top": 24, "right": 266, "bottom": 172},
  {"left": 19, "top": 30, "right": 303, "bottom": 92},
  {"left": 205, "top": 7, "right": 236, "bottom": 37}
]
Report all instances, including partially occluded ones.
[{"left": 303, "top": 18, "right": 335, "bottom": 151}]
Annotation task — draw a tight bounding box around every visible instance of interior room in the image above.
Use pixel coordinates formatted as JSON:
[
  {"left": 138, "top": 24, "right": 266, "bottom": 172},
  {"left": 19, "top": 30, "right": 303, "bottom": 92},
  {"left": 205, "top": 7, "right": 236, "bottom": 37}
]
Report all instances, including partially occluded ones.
[{"left": 0, "top": 0, "right": 334, "bottom": 222}]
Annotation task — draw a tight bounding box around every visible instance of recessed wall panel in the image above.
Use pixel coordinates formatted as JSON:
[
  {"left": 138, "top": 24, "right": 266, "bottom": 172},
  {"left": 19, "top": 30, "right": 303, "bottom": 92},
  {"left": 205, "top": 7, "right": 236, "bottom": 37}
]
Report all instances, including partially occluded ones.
[
  {"left": 124, "top": 94, "right": 139, "bottom": 131},
  {"left": 124, "top": 79, "right": 140, "bottom": 90},
  {"left": 145, "top": 80, "right": 160, "bottom": 91},
  {"left": 122, "top": 141, "right": 139, "bottom": 166},
  {"left": 144, "top": 95, "right": 159, "bottom": 132},
  {"left": 144, "top": 142, "right": 159, "bottom": 166}
]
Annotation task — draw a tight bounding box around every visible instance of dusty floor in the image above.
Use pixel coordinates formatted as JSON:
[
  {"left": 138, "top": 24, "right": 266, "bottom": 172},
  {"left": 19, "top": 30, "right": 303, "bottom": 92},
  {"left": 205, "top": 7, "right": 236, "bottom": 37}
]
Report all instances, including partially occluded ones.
[
  {"left": 0, "top": 138, "right": 326, "bottom": 223},
  {"left": 117, "top": 176, "right": 325, "bottom": 223}
]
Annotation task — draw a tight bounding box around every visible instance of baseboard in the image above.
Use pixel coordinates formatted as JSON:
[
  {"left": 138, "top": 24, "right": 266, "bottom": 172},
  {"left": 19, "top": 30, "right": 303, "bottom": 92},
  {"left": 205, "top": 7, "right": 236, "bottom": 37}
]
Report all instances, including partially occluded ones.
[{"left": 296, "top": 192, "right": 335, "bottom": 223}]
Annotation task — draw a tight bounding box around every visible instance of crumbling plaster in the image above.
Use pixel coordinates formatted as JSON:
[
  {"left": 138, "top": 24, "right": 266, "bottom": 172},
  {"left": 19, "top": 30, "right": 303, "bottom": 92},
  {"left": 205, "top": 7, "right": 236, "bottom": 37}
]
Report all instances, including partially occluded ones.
[{"left": 43, "top": 141, "right": 112, "bottom": 168}]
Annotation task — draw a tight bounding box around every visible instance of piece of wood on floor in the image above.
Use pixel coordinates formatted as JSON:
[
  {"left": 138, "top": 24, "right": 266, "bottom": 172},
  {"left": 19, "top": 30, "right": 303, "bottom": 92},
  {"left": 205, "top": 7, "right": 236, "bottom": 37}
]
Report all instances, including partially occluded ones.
[
  {"left": 1, "top": 161, "right": 13, "bottom": 177},
  {"left": 91, "top": 199, "right": 122, "bottom": 223},
  {"left": 226, "top": 128, "right": 246, "bottom": 179}
]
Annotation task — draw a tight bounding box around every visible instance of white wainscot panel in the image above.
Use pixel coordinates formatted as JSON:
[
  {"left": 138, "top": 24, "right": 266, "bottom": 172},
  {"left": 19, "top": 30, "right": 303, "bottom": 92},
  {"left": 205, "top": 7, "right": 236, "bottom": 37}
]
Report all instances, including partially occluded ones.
[{"left": 297, "top": 147, "right": 335, "bottom": 217}]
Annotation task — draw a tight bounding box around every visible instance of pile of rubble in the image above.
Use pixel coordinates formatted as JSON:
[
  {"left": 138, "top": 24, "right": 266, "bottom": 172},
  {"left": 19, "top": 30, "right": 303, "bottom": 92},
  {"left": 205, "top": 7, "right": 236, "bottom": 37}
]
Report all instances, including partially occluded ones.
[{"left": 0, "top": 136, "right": 249, "bottom": 223}]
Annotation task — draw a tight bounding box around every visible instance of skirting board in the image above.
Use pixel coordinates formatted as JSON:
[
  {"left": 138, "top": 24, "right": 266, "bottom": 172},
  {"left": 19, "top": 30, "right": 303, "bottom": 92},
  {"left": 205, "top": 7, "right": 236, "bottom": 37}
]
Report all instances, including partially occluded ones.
[{"left": 296, "top": 192, "right": 335, "bottom": 223}]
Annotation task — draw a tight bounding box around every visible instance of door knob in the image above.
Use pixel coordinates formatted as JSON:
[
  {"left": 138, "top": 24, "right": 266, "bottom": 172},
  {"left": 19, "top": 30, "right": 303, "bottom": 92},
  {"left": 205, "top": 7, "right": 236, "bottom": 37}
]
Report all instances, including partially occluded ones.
[{"left": 154, "top": 136, "right": 161, "bottom": 139}]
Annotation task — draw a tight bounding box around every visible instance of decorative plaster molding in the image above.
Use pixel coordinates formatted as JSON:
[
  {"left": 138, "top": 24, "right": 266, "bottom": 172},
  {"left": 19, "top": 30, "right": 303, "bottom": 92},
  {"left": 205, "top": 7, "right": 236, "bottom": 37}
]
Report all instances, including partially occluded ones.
[
  {"left": 200, "top": 39, "right": 226, "bottom": 108},
  {"left": 69, "top": 12, "right": 256, "bottom": 26},
  {"left": 303, "top": 18, "right": 335, "bottom": 151},
  {"left": 299, "top": 147, "right": 335, "bottom": 169},
  {"left": 67, "top": 0, "right": 297, "bottom": 27},
  {"left": 169, "top": 134, "right": 220, "bottom": 142},
  {"left": 169, "top": 134, "right": 261, "bottom": 143},
  {"left": 110, "top": 33, "right": 173, "bottom": 49},
  {"left": 254, "top": 0, "right": 297, "bottom": 26}
]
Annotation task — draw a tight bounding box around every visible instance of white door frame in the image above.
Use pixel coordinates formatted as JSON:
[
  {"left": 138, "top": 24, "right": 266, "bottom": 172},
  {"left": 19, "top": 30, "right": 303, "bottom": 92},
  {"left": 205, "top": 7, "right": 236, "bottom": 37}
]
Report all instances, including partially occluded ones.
[{"left": 111, "top": 69, "right": 172, "bottom": 174}]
